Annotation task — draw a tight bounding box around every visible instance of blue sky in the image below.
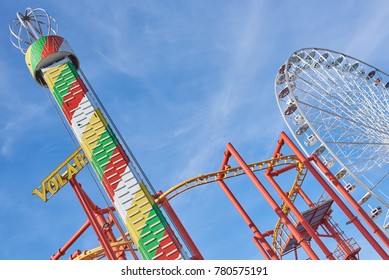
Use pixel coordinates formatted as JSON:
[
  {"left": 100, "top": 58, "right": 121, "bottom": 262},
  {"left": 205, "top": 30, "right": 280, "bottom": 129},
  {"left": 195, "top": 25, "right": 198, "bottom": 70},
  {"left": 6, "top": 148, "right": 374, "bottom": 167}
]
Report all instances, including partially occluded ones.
[{"left": 0, "top": 0, "right": 388, "bottom": 260}]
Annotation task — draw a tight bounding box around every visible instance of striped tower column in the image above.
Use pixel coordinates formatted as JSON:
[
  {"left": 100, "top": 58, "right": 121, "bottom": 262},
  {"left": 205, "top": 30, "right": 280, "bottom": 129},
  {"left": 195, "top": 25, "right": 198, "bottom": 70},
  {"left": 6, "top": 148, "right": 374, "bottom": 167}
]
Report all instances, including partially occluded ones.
[{"left": 25, "top": 35, "right": 186, "bottom": 260}]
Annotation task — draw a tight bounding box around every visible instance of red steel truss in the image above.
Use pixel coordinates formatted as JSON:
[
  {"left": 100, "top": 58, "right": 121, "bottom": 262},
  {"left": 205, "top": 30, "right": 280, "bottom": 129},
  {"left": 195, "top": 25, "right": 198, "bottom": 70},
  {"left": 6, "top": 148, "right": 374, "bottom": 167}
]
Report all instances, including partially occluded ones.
[{"left": 217, "top": 132, "right": 389, "bottom": 260}]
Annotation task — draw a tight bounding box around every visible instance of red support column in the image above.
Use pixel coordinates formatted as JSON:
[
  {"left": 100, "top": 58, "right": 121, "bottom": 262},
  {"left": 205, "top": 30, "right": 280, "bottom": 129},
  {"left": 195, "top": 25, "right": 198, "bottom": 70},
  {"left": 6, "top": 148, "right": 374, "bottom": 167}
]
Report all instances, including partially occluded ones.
[
  {"left": 321, "top": 220, "right": 359, "bottom": 260},
  {"left": 280, "top": 132, "right": 389, "bottom": 259},
  {"left": 225, "top": 143, "right": 320, "bottom": 260},
  {"left": 102, "top": 207, "right": 139, "bottom": 260},
  {"left": 270, "top": 139, "right": 315, "bottom": 208},
  {"left": 79, "top": 190, "right": 127, "bottom": 259},
  {"left": 272, "top": 139, "right": 285, "bottom": 159},
  {"left": 155, "top": 191, "right": 204, "bottom": 260},
  {"left": 69, "top": 178, "right": 118, "bottom": 260},
  {"left": 219, "top": 151, "right": 278, "bottom": 260},
  {"left": 264, "top": 172, "right": 336, "bottom": 260},
  {"left": 223, "top": 146, "right": 321, "bottom": 260},
  {"left": 94, "top": 208, "right": 127, "bottom": 260},
  {"left": 217, "top": 179, "right": 278, "bottom": 260},
  {"left": 294, "top": 185, "right": 315, "bottom": 208},
  {"left": 107, "top": 209, "right": 139, "bottom": 260},
  {"left": 310, "top": 153, "right": 389, "bottom": 249},
  {"left": 51, "top": 220, "right": 90, "bottom": 260}
]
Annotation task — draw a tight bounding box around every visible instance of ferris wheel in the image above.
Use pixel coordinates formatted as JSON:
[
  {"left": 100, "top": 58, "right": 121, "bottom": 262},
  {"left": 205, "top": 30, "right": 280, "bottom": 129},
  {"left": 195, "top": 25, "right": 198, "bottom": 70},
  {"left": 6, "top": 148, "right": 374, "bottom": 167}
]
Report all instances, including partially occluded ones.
[{"left": 275, "top": 48, "right": 389, "bottom": 235}]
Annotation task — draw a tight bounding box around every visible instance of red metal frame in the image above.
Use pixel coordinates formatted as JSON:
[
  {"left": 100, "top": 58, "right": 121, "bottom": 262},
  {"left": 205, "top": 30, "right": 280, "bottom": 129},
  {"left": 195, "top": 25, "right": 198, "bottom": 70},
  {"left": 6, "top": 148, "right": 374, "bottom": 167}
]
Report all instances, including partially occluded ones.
[
  {"left": 264, "top": 173, "right": 335, "bottom": 260},
  {"left": 51, "top": 220, "right": 90, "bottom": 260},
  {"left": 221, "top": 143, "right": 319, "bottom": 260},
  {"left": 279, "top": 132, "right": 389, "bottom": 259},
  {"left": 52, "top": 177, "right": 202, "bottom": 260},
  {"left": 50, "top": 131, "right": 389, "bottom": 260},
  {"left": 51, "top": 177, "right": 138, "bottom": 260},
  {"left": 311, "top": 154, "right": 389, "bottom": 248},
  {"left": 217, "top": 178, "right": 279, "bottom": 260},
  {"left": 218, "top": 151, "right": 278, "bottom": 260},
  {"left": 216, "top": 132, "right": 389, "bottom": 260}
]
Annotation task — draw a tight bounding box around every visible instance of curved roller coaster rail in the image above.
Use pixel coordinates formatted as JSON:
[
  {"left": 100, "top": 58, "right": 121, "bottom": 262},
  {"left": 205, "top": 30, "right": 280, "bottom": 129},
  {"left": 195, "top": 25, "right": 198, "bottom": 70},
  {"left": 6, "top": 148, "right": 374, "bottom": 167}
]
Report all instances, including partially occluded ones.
[{"left": 156, "top": 155, "right": 302, "bottom": 203}]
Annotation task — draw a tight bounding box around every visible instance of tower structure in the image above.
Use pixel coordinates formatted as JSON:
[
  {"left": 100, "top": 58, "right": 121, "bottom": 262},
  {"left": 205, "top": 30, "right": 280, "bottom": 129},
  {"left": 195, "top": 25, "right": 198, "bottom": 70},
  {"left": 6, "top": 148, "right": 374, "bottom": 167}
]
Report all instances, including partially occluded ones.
[
  {"left": 10, "top": 7, "right": 186, "bottom": 260},
  {"left": 9, "top": 7, "right": 388, "bottom": 261}
]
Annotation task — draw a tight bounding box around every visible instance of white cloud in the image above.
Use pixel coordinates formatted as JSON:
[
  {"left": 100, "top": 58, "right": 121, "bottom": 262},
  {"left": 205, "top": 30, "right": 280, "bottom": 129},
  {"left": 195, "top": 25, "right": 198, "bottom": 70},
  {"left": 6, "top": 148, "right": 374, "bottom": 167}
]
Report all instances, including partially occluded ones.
[{"left": 0, "top": 100, "right": 51, "bottom": 158}]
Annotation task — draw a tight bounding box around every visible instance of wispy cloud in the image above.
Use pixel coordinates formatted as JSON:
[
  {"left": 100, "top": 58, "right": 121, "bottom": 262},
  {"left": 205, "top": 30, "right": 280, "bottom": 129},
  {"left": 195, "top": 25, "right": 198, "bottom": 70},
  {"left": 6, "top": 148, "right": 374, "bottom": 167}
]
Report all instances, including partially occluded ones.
[
  {"left": 61, "top": 1, "right": 280, "bottom": 183},
  {"left": 345, "top": 2, "right": 389, "bottom": 62},
  {"left": 168, "top": 1, "right": 284, "bottom": 180},
  {"left": 343, "top": 4, "right": 389, "bottom": 61},
  {"left": 0, "top": 92, "right": 51, "bottom": 158}
]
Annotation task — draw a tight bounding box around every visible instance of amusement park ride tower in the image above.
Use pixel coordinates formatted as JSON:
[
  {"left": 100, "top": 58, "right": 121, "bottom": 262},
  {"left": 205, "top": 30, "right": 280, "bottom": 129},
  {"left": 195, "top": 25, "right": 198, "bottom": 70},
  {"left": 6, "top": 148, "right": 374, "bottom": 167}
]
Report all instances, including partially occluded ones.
[
  {"left": 9, "top": 8, "right": 389, "bottom": 260},
  {"left": 10, "top": 7, "right": 191, "bottom": 260}
]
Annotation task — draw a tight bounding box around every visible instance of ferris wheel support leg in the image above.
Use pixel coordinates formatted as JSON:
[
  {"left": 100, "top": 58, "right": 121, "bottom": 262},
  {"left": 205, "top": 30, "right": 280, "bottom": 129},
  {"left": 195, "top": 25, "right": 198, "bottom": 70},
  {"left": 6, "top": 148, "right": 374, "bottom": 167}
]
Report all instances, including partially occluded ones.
[
  {"left": 280, "top": 132, "right": 389, "bottom": 259},
  {"left": 264, "top": 172, "right": 336, "bottom": 260},
  {"left": 310, "top": 154, "right": 389, "bottom": 249}
]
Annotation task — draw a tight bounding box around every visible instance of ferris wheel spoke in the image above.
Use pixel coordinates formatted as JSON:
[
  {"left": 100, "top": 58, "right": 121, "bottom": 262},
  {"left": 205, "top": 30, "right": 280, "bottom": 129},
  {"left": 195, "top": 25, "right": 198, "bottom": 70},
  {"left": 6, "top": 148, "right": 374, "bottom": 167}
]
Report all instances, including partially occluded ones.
[
  {"left": 276, "top": 48, "right": 389, "bottom": 234},
  {"left": 297, "top": 99, "right": 389, "bottom": 137},
  {"left": 310, "top": 118, "right": 388, "bottom": 146},
  {"left": 302, "top": 80, "right": 385, "bottom": 133},
  {"left": 296, "top": 77, "right": 380, "bottom": 131},
  {"left": 296, "top": 54, "right": 389, "bottom": 130}
]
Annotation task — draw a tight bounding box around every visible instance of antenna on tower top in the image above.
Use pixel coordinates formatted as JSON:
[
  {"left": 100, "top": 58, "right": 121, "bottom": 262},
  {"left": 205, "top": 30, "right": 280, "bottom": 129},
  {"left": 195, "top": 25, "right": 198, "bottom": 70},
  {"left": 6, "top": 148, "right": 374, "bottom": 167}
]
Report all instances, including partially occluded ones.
[{"left": 9, "top": 7, "right": 58, "bottom": 54}]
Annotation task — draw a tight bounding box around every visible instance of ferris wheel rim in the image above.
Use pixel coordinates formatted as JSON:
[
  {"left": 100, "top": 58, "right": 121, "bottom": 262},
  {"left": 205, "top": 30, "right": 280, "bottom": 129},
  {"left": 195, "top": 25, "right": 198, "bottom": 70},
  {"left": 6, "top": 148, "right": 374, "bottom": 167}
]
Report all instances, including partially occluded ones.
[{"left": 275, "top": 47, "right": 389, "bottom": 213}]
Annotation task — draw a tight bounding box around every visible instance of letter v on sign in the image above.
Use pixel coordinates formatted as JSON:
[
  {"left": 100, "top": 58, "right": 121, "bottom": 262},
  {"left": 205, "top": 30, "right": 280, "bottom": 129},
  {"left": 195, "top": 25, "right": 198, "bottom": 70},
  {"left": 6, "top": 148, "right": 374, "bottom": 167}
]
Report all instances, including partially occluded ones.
[{"left": 32, "top": 147, "right": 88, "bottom": 202}]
